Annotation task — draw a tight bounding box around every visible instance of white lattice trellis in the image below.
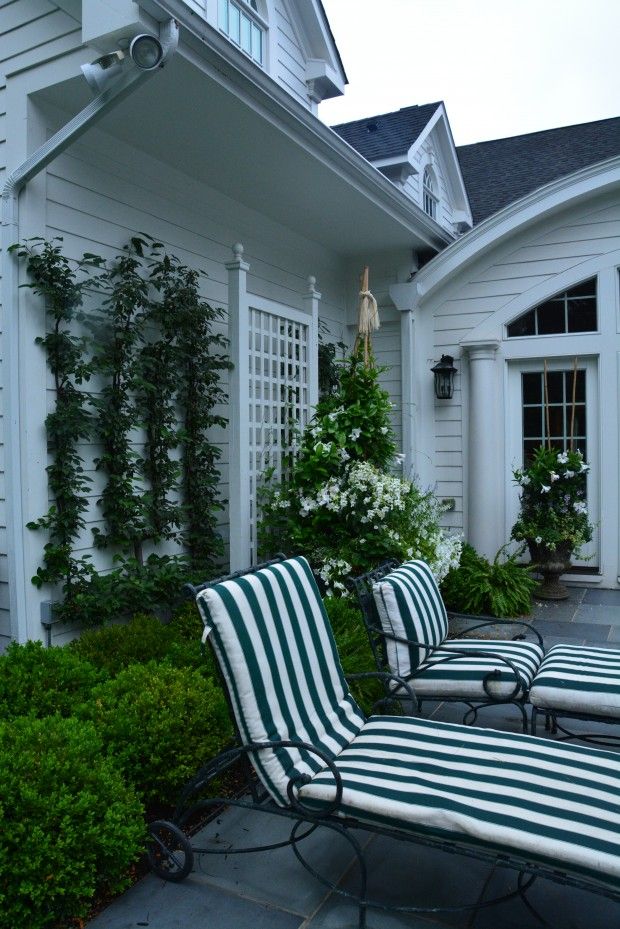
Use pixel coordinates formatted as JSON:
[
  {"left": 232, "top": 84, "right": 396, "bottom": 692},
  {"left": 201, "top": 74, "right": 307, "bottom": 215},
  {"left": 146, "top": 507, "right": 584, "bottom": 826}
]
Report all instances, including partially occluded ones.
[{"left": 248, "top": 300, "right": 312, "bottom": 561}]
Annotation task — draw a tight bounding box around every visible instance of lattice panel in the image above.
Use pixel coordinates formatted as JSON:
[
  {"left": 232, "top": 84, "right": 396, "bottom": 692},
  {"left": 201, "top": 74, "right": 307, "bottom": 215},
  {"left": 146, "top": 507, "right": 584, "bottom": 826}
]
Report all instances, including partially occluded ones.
[{"left": 248, "top": 306, "right": 310, "bottom": 561}]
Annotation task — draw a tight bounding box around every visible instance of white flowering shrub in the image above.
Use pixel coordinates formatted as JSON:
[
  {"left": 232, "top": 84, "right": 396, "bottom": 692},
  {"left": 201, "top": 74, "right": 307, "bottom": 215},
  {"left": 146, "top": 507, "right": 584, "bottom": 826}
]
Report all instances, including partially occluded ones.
[
  {"left": 259, "top": 349, "right": 461, "bottom": 594},
  {"left": 511, "top": 445, "right": 593, "bottom": 554}
]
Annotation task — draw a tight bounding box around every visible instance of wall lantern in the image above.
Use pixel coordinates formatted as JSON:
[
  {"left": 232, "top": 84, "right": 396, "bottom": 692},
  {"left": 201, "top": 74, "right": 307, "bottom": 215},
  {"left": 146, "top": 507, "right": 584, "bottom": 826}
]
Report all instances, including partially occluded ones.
[{"left": 431, "top": 355, "right": 457, "bottom": 399}]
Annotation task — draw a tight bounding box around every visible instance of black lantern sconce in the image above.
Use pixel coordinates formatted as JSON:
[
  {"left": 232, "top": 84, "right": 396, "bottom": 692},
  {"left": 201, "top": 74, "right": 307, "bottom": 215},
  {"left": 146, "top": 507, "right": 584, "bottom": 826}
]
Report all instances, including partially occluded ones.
[{"left": 431, "top": 355, "right": 457, "bottom": 400}]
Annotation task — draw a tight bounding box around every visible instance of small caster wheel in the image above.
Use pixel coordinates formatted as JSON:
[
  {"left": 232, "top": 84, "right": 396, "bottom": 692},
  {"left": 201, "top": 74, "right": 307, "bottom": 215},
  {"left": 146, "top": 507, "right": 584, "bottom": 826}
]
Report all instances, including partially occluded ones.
[{"left": 147, "top": 820, "right": 194, "bottom": 882}]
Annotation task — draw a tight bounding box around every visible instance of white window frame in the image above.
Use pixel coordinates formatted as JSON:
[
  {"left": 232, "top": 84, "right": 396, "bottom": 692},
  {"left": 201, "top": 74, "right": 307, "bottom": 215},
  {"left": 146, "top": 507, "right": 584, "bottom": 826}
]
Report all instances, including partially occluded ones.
[
  {"left": 218, "top": 0, "right": 267, "bottom": 65},
  {"left": 422, "top": 165, "right": 438, "bottom": 220}
]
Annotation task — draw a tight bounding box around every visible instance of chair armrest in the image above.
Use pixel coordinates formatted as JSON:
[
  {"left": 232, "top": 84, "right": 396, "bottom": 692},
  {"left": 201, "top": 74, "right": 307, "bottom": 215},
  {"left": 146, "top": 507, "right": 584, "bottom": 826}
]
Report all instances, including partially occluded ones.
[
  {"left": 346, "top": 670, "right": 419, "bottom": 714},
  {"left": 447, "top": 612, "right": 544, "bottom": 649}
]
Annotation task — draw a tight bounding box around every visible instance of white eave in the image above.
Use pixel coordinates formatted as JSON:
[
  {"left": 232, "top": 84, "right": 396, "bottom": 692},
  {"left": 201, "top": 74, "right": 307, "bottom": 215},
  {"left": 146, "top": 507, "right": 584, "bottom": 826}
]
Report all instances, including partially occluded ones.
[
  {"left": 413, "top": 155, "right": 620, "bottom": 304},
  {"left": 39, "top": 4, "right": 450, "bottom": 255}
]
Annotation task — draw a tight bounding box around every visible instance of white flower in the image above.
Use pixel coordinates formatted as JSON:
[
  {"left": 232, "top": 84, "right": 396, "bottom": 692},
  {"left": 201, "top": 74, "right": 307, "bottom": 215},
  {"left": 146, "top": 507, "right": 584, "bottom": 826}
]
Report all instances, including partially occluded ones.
[
  {"left": 339, "top": 448, "right": 350, "bottom": 462},
  {"left": 573, "top": 502, "right": 588, "bottom": 514},
  {"left": 564, "top": 470, "right": 575, "bottom": 478},
  {"left": 394, "top": 453, "right": 405, "bottom": 465},
  {"left": 380, "top": 427, "right": 389, "bottom": 434},
  {"left": 557, "top": 452, "right": 568, "bottom": 464},
  {"left": 549, "top": 472, "right": 559, "bottom": 482},
  {"left": 540, "top": 485, "right": 550, "bottom": 493},
  {"left": 535, "top": 536, "right": 543, "bottom": 544},
  {"left": 521, "top": 475, "right": 530, "bottom": 485},
  {"left": 349, "top": 427, "right": 361, "bottom": 441}
]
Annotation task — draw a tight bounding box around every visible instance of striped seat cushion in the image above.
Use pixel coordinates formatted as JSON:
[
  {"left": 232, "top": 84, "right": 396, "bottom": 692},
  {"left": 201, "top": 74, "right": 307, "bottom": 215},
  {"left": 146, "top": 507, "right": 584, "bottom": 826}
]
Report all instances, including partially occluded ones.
[
  {"left": 373, "top": 560, "right": 448, "bottom": 676},
  {"left": 409, "top": 638, "right": 544, "bottom": 699},
  {"left": 196, "top": 557, "right": 365, "bottom": 807},
  {"left": 300, "top": 715, "right": 620, "bottom": 893},
  {"left": 530, "top": 644, "right": 620, "bottom": 717}
]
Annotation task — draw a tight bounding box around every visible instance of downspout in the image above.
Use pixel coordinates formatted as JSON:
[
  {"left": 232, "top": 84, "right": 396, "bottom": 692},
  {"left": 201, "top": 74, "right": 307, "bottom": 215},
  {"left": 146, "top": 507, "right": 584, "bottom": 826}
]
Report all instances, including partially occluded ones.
[{"left": 1, "top": 20, "right": 178, "bottom": 643}]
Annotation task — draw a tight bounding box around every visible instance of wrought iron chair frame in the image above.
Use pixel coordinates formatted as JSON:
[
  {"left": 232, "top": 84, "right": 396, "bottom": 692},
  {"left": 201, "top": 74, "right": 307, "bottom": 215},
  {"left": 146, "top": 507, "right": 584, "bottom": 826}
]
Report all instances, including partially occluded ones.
[
  {"left": 349, "top": 562, "right": 545, "bottom": 732},
  {"left": 147, "top": 558, "right": 619, "bottom": 929}
]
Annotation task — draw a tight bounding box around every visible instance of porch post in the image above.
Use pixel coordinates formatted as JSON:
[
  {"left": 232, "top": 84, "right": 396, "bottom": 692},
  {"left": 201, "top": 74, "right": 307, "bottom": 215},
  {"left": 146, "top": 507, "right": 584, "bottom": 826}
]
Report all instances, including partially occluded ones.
[
  {"left": 466, "top": 341, "right": 502, "bottom": 560},
  {"left": 388, "top": 281, "right": 419, "bottom": 479},
  {"left": 303, "top": 275, "right": 321, "bottom": 412},
  {"left": 226, "top": 243, "right": 251, "bottom": 571}
]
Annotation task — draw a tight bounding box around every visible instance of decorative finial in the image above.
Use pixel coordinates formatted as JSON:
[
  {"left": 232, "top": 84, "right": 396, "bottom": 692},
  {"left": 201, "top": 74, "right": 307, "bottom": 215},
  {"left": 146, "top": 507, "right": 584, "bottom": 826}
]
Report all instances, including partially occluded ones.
[
  {"left": 307, "top": 275, "right": 316, "bottom": 292},
  {"left": 232, "top": 242, "right": 244, "bottom": 260}
]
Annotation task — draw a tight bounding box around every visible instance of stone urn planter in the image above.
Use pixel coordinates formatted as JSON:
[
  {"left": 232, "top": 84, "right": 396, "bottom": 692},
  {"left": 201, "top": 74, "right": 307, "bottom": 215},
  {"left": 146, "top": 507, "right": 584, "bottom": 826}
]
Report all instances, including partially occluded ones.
[{"left": 527, "top": 540, "right": 573, "bottom": 600}]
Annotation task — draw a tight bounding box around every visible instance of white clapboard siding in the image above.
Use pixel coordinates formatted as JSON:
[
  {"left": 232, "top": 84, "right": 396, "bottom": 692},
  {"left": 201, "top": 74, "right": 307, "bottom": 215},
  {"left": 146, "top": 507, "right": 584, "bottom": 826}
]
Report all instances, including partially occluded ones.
[
  {"left": 273, "top": 0, "right": 308, "bottom": 106},
  {"left": 26, "top": 108, "right": 348, "bottom": 593},
  {"left": 429, "top": 190, "right": 620, "bottom": 534}
]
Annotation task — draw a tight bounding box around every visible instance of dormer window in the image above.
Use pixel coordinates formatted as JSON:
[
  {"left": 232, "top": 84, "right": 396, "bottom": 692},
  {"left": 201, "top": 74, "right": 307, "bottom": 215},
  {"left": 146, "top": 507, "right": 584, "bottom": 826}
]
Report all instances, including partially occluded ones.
[
  {"left": 422, "top": 166, "right": 438, "bottom": 219},
  {"left": 219, "top": 0, "right": 265, "bottom": 65}
]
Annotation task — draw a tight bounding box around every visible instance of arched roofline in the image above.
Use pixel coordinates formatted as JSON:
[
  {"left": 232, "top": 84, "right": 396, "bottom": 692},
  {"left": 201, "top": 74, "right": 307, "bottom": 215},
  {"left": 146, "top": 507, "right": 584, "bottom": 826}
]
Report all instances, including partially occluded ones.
[{"left": 414, "top": 155, "right": 620, "bottom": 306}]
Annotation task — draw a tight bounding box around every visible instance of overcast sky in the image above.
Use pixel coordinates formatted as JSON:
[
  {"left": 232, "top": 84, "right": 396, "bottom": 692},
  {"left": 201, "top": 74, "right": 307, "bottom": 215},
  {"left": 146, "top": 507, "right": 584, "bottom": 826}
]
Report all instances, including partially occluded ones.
[{"left": 319, "top": 0, "right": 620, "bottom": 145}]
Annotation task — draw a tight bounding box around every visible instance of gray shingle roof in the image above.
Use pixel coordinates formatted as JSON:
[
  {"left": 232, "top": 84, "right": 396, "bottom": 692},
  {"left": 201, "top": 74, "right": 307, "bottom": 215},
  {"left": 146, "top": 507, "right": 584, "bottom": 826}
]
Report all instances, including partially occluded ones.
[
  {"left": 332, "top": 102, "right": 442, "bottom": 161},
  {"left": 457, "top": 117, "right": 620, "bottom": 224}
]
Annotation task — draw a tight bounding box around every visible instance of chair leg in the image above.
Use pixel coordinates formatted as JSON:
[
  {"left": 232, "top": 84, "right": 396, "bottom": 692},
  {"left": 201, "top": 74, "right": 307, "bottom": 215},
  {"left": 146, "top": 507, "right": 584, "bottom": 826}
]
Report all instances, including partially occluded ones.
[{"left": 531, "top": 706, "right": 538, "bottom": 736}]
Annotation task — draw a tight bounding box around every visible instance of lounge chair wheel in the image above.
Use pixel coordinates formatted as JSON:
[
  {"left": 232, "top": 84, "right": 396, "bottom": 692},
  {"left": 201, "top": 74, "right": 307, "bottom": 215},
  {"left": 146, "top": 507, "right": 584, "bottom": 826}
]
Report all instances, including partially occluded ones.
[{"left": 147, "top": 820, "right": 194, "bottom": 882}]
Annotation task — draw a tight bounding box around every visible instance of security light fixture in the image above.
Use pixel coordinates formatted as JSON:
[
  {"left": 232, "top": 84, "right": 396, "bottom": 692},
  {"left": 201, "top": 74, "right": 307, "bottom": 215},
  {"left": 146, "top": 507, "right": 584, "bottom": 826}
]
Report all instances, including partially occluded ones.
[
  {"left": 129, "top": 33, "right": 164, "bottom": 70},
  {"left": 80, "top": 20, "right": 178, "bottom": 95},
  {"left": 431, "top": 354, "right": 457, "bottom": 400}
]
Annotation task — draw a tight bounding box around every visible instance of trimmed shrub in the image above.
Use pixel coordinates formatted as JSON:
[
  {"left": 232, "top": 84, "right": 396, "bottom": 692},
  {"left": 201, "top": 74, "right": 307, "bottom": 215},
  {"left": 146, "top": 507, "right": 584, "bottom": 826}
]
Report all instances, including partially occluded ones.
[
  {"left": 81, "top": 662, "right": 233, "bottom": 803},
  {"left": 441, "top": 544, "right": 537, "bottom": 618},
  {"left": 0, "top": 641, "right": 102, "bottom": 720},
  {"left": 70, "top": 612, "right": 175, "bottom": 675},
  {"left": 0, "top": 715, "right": 144, "bottom": 929}
]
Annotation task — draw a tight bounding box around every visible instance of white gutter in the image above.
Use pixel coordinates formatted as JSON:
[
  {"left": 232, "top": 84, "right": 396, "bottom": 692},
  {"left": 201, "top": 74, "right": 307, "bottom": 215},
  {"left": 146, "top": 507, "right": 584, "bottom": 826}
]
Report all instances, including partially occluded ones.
[{"left": 1, "top": 19, "right": 178, "bottom": 643}]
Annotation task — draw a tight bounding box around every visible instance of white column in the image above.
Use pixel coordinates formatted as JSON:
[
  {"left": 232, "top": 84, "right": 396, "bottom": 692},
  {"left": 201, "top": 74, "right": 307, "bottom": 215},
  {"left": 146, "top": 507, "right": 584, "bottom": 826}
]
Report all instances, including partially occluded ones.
[
  {"left": 388, "top": 281, "right": 419, "bottom": 478},
  {"left": 467, "top": 341, "right": 503, "bottom": 560},
  {"left": 303, "top": 275, "right": 321, "bottom": 413},
  {"left": 226, "top": 243, "right": 251, "bottom": 571}
]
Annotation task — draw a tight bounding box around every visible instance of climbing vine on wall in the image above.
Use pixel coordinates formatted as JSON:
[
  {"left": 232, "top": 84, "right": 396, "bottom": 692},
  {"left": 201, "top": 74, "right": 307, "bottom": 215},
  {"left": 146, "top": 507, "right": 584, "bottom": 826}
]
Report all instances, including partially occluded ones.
[
  {"left": 13, "top": 235, "right": 230, "bottom": 624},
  {"left": 8, "top": 239, "right": 93, "bottom": 594}
]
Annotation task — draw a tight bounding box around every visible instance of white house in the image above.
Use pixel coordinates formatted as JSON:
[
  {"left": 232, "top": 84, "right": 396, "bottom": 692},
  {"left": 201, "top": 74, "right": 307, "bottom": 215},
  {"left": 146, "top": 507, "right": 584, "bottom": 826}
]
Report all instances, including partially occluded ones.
[{"left": 1, "top": 0, "right": 619, "bottom": 647}]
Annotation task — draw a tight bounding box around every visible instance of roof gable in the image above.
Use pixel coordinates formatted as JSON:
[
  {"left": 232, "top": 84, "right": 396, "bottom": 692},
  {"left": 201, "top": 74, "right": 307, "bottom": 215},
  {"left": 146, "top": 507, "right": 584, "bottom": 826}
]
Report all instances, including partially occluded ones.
[
  {"left": 457, "top": 116, "right": 620, "bottom": 224},
  {"left": 332, "top": 102, "right": 441, "bottom": 161}
]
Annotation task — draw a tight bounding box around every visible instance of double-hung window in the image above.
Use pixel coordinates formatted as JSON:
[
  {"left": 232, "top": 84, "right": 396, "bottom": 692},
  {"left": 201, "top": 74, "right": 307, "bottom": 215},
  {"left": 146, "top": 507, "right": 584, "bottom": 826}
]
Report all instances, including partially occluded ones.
[{"left": 219, "top": 0, "right": 265, "bottom": 65}]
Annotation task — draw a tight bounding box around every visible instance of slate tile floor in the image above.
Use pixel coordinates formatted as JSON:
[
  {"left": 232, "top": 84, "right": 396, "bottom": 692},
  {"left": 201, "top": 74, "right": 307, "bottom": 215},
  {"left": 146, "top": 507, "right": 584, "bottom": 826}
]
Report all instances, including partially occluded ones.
[{"left": 88, "top": 587, "right": 620, "bottom": 929}]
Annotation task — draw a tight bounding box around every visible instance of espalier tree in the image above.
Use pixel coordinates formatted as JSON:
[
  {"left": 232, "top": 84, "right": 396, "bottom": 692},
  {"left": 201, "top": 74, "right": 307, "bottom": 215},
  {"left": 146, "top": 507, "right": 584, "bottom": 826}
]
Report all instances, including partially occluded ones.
[{"left": 13, "top": 236, "right": 230, "bottom": 624}]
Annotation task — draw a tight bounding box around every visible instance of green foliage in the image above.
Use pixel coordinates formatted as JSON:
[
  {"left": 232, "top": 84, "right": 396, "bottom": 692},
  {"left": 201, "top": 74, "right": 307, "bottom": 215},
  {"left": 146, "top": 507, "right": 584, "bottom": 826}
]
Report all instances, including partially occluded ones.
[
  {"left": 90, "top": 237, "right": 151, "bottom": 557},
  {"left": 10, "top": 239, "right": 93, "bottom": 594},
  {"left": 511, "top": 445, "right": 593, "bottom": 555},
  {"left": 323, "top": 596, "right": 380, "bottom": 711},
  {"left": 317, "top": 319, "right": 347, "bottom": 399},
  {"left": 440, "top": 544, "right": 538, "bottom": 617},
  {"left": 260, "top": 347, "right": 461, "bottom": 593},
  {"left": 0, "top": 641, "right": 103, "bottom": 720},
  {"left": 81, "top": 662, "right": 233, "bottom": 803},
  {"left": 0, "top": 714, "right": 144, "bottom": 929},
  {"left": 173, "top": 262, "right": 231, "bottom": 573},
  {"left": 14, "top": 235, "right": 231, "bottom": 625},
  {"left": 70, "top": 604, "right": 209, "bottom": 676}
]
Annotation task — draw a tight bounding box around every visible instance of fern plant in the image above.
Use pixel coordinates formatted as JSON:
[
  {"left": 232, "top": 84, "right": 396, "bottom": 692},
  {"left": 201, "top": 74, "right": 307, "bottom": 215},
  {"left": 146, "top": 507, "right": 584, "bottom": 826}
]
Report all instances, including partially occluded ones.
[{"left": 440, "top": 544, "right": 537, "bottom": 618}]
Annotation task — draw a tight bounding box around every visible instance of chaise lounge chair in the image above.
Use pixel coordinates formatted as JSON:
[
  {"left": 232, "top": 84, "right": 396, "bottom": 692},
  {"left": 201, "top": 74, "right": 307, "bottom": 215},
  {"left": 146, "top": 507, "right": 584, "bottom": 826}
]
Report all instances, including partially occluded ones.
[
  {"left": 351, "top": 559, "right": 545, "bottom": 731},
  {"left": 148, "top": 556, "right": 620, "bottom": 927}
]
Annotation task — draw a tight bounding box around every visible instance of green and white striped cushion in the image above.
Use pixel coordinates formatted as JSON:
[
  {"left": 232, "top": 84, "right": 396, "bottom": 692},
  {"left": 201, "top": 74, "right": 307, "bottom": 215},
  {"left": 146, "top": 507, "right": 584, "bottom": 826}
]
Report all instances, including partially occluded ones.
[
  {"left": 410, "top": 638, "right": 544, "bottom": 699},
  {"left": 373, "top": 560, "right": 448, "bottom": 677},
  {"left": 530, "top": 644, "right": 620, "bottom": 717},
  {"left": 300, "top": 715, "right": 620, "bottom": 893},
  {"left": 196, "top": 557, "right": 365, "bottom": 806}
]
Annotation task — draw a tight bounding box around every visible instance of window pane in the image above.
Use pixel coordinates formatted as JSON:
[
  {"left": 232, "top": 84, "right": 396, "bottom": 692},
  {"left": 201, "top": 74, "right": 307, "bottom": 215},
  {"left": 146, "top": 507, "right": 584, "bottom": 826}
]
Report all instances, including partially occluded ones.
[
  {"left": 536, "top": 300, "right": 565, "bottom": 334},
  {"left": 522, "top": 372, "right": 542, "bottom": 404},
  {"left": 567, "top": 298, "right": 597, "bottom": 332},
  {"left": 241, "top": 13, "right": 252, "bottom": 52},
  {"left": 523, "top": 405, "right": 542, "bottom": 438},
  {"left": 251, "top": 23, "right": 262, "bottom": 61},
  {"left": 567, "top": 278, "right": 596, "bottom": 298},
  {"left": 508, "top": 309, "right": 535, "bottom": 337},
  {"left": 219, "top": 0, "right": 228, "bottom": 30},
  {"left": 570, "top": 406, "right": 586, "bottom": 438},
  {"left": 523, "top": 440, "right": 540, "bottom": 464},
  {"left": 229, "top": 4, "right": 240, "bottom": 42},
  {"left": 546, "top": 371, "right": 564, "bottom": 404},
  {"left": 548, "top": 406, "right": 565, "bottom": 438}
]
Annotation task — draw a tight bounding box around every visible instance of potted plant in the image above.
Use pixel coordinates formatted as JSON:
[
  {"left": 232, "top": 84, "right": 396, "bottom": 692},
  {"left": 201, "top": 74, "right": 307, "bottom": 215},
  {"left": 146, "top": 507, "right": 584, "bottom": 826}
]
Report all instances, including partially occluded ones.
[{"left": 511, "top": 445, "right": 593, "bottom": 599}]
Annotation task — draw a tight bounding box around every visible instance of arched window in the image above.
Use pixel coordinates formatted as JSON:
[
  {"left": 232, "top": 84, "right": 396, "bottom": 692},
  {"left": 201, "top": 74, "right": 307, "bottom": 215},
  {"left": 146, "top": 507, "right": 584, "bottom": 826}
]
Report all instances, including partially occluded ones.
[
  {"left": 422, "top": 166, "right": 438, "bottom": 219},
  {"left": 507, "top": 279, "right": 597, "bottom": 338},
  {"left": 219, "top": 0, "right": 265, "bottom": 64}
]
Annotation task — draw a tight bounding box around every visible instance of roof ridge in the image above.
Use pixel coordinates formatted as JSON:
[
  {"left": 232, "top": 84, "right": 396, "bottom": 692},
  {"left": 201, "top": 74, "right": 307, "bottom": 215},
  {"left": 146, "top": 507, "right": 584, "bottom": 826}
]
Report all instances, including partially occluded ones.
[
  {"left": 457, "top": 114, "right": 620, "bottom": 151},
  {"left": 332, "top": 100, "right": 442, "bottom": 131}
]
